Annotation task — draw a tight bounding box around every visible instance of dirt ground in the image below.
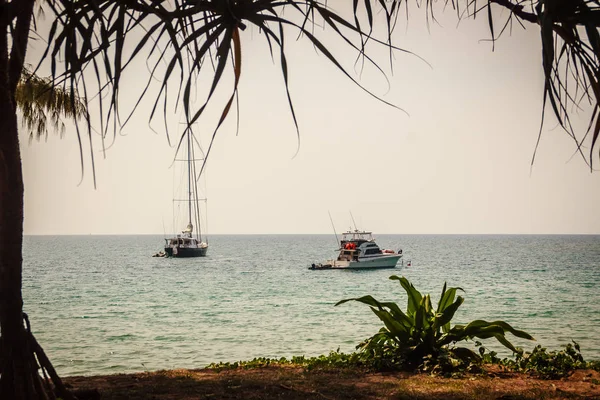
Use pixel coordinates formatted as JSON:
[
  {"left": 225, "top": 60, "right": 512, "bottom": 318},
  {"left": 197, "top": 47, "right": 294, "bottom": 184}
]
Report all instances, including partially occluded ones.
[{"left": 63, "top": 366, "right": 600, "bottom": 400}]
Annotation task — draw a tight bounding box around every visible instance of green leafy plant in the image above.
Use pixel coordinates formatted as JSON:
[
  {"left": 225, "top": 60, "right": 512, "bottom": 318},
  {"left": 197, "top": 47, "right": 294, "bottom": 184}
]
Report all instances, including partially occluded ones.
[
  {"left": 477, "top": 340, "right": 600, "bottom": 379},
  {"left": 336, "top": 275, "right": 534, "bottom": 371},
  {"left": 474, "top": 341, "right": 503, "bottom": 365},
  {"left": 504, "top": 341, "right": 588, "bottom": 379},
  {"left": 206, "top": 350, "right": 365, "bottom": 372}
]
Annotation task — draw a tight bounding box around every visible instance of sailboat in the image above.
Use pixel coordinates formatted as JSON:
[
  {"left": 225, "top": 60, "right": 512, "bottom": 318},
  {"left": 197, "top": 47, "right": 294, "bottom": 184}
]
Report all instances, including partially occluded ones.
[{"left": 163, "top": 128, "right": 208, "bottom": 258}]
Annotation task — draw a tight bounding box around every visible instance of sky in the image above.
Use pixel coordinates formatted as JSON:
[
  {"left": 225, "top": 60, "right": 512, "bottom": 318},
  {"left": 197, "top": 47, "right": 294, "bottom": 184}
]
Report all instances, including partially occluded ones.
[{"left": 20, "top": 3, "right": 600, "bottom": 235}]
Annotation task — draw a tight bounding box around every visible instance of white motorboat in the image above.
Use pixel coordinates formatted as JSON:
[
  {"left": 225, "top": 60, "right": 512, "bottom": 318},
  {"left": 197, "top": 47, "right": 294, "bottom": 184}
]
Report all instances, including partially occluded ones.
[{"left": 309, "top": 230, "right": 402, "bottom": 270}]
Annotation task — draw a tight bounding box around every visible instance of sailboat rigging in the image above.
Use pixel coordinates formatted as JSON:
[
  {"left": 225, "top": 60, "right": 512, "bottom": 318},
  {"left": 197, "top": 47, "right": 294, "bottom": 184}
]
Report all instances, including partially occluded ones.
[{"left": 163, "top": 127, "right": 208, "bottom": 258}]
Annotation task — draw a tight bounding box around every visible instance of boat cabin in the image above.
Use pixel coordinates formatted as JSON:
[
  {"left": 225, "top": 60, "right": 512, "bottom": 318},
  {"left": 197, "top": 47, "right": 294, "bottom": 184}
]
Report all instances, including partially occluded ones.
[
  {"left": 165, "top": 234, "right": 200, "bottom": 248},
  {"left": 337, "top": 231, "right": 383, "bottom": 261}
]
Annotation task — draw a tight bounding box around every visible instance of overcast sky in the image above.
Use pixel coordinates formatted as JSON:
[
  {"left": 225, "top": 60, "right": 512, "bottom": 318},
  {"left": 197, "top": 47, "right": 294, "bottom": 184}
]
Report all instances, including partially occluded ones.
[{"left": 21, "top": 4, "right": 600, "bottom": 235}]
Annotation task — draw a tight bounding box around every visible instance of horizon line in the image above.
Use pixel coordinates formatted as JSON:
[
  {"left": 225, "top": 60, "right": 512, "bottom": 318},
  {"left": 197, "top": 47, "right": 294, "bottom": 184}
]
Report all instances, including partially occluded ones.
[{"left": 22, "top": 232, "right": 600, "bottom": 236}]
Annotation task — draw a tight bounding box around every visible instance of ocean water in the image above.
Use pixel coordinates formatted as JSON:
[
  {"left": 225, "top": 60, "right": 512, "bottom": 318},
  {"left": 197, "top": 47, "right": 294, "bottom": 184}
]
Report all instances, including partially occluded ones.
[{"left": 22, "top": 234, "right": 600, "bottom": 376}]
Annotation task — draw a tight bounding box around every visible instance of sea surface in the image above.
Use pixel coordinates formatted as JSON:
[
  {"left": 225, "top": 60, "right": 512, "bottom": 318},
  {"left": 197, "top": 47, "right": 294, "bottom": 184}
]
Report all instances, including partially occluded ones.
[{"left": 22, "top": 234, "right": 600, "bottom": 376}]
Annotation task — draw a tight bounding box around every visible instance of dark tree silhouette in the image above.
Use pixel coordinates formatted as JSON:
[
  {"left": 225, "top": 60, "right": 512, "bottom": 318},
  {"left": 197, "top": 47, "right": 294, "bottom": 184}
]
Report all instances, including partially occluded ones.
[{"left": 2, "top": 1, "right": 600, "bottom": 399}]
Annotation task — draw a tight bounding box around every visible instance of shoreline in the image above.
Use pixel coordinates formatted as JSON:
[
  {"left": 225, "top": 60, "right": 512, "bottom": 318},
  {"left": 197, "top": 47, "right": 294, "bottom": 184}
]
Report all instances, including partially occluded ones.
[{"left": 63, "top": 365, "right": 600, "bottom": 400}]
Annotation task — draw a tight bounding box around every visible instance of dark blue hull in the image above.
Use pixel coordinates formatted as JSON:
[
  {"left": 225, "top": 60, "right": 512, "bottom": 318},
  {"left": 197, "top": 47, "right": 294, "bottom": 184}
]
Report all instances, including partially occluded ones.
[{"left": 164, "top": 246, "right": 208, "bottom": 258}]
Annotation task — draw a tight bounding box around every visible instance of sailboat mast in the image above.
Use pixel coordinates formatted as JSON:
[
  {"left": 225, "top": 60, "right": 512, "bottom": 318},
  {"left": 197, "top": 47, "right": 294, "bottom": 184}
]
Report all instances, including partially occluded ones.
[
  {"left": 187, "top": 129, "right": 192, "bottom": 227},
  {"left": 191, "top": 136, "right": 203, "bottom": 242}
]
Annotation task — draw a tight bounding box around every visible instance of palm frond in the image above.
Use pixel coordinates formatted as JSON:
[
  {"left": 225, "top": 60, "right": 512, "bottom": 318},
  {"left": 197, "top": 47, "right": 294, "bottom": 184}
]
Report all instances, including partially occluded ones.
[
  {"left": 15, "top": 68, "right": 87, "bottom": 143},
  {"left": 39, "top": 0, "right": 411, "bottom": 184},
  {"left": 467, "top": 0, "right": 600, "bottom": 168},
  {"left": 38, "top": 0, "right": 600, "bottom": 177}
]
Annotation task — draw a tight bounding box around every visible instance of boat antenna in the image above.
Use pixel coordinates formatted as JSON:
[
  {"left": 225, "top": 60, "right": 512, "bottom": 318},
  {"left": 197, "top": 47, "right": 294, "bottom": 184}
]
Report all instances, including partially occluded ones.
[
  {"left": 350, "top": 211, "right": 358, "bottom": 231},
  {"left": 328, "top": 211, "right": 339, "bottom": 246}
]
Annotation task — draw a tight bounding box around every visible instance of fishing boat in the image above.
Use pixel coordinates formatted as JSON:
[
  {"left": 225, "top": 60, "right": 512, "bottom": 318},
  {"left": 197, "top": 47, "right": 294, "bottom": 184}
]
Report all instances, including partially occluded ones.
[
  {"left": 163, "top": 128, "right": 208, "bottom": 258},
  {"left": 309, "top": 230, "right": 402, "bottom": 270}
]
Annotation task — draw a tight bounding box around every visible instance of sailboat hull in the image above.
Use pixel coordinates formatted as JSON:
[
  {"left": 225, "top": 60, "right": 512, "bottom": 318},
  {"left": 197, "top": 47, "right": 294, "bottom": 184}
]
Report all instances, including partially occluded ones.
[{"left": 164, "top": 246, "right": 208, "bottom": 258}]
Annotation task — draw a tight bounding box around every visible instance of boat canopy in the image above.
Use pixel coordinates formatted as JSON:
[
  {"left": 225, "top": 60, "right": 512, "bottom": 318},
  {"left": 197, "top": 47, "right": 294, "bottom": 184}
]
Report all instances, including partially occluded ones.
[{"left": 340, "top": 230, "right": 374, "bottom": 243}]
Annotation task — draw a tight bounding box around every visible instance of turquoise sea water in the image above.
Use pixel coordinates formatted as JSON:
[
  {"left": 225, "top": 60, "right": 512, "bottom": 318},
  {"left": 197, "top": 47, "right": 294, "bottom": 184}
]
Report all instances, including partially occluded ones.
[{"left": 22, "top": 234, "right": 600, "bottom": 377}]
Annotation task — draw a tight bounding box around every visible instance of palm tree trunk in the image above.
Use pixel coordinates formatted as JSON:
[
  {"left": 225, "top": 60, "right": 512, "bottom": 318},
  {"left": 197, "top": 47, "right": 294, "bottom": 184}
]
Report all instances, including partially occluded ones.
[
  {"left": 0, "top": 2, "right": 73, "bottom": 398},
  {"left": 0, "top": 5, "right": 28, "bottom": 396}
]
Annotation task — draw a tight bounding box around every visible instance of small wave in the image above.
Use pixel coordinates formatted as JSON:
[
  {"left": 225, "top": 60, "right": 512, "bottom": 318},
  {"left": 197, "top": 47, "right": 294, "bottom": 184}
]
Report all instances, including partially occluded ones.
[{"left": 108, "top": 334, "right": 136, "bottom": 341}]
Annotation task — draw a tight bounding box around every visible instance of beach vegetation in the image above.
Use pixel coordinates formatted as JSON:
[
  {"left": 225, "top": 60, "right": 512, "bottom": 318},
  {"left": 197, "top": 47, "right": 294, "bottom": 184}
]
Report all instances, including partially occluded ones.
[
  {"left": 207, "top": 351, "right": 365, "bottom": 372},
  {"left": 480, "top": 341, "right": 598, "bottom": 379},
  {"left": 207, "top": 343, "right": 600, "bottom": 381},
  {"left": 336, "top": 276, "right": 534, "bottom": 372}
]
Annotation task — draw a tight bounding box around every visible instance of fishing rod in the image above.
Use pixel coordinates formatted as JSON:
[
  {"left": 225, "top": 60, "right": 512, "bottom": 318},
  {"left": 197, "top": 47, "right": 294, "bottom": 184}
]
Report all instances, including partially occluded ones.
[
  {"left": 328, "top": 211, "right": 340, "bottom": 247},
  {"left": 350, "top": 211, "right": 358, "bottom": 231}
]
